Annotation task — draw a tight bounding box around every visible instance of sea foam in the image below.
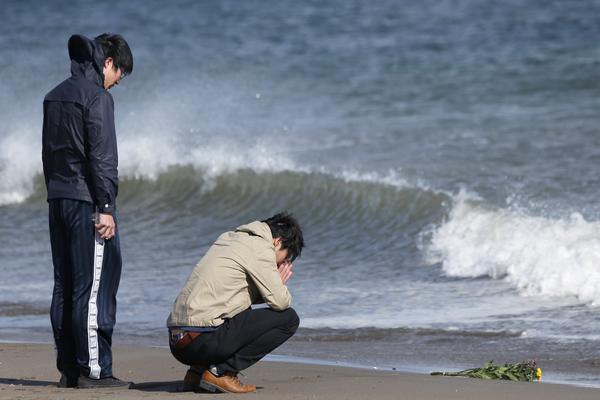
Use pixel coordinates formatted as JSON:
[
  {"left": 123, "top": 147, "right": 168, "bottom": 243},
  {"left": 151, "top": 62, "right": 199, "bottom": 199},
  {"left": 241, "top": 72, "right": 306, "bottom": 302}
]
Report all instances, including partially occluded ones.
[
  {"left": 0, "top": 131, "right": 40, "bottom": 205},
  {"left": 427, "top": 194, "right": 600, "bottom": 305}
]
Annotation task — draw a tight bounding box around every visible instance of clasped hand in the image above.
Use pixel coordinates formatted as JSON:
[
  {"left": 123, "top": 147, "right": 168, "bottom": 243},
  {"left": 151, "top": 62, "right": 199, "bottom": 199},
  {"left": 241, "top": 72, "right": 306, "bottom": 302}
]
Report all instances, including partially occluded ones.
[
  {"left": 278, "top": 261, "right": 293, "bottom": 285},
  {"left": 95, "top": 213, "right": 116, "bottom": 240}
]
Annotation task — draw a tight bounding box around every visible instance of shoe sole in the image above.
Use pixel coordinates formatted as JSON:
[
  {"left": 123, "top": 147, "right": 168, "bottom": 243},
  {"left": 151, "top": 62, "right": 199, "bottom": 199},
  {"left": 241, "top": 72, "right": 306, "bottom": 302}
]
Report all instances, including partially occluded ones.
[
  {"left": 58, "top": 374, "right": 79, "bottom": 388},
  {"left": 57, "top": 382, "right": 77, "bottom": 388},
  {"left": 57, "top": 384, "right": 78, "bottom": 388},
  {"left": 199, "top": 379, "right": 256, "bottom": 394},
  {"left": 199, "top": 379, "right": 228, "bottom": 393},
  {"left": 77, "top": 383, "right": 131, "bottom": 389}
]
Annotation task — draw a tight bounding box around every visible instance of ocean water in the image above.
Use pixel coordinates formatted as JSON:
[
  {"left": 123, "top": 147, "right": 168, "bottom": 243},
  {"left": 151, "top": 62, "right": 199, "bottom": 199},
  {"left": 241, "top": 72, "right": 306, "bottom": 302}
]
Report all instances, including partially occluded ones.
[{"left": 1, "top": 0, "right": 600, "bottom": 387}]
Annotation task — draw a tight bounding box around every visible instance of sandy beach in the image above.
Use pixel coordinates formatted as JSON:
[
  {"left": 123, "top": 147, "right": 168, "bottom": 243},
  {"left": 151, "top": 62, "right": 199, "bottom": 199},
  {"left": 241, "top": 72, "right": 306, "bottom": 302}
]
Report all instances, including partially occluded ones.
[
  {"left": 3, "top": 0, "right": 600, "bottom": 394},
  {"left": 0, "top": 343, "right": 597, "bottom": 400}
]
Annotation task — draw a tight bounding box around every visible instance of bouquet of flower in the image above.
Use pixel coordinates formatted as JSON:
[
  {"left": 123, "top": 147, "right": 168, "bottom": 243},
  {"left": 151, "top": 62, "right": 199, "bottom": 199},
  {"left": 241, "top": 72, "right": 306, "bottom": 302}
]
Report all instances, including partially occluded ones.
[{"left": 431, "top": 360, "right": 542, "bottom": 382}]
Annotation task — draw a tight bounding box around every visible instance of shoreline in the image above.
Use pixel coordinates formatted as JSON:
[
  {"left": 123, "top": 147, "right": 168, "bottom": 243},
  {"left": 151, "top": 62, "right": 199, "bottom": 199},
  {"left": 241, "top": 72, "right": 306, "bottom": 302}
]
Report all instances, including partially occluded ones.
[
  {"left": 5, "top": 320, "right": 600, "bottom": 387},
  {"left": 1, "top": 339, "right": 599, "bottom": 390},
  {"left": 1, "top": 343, "right": 600, "bottom": 399}
]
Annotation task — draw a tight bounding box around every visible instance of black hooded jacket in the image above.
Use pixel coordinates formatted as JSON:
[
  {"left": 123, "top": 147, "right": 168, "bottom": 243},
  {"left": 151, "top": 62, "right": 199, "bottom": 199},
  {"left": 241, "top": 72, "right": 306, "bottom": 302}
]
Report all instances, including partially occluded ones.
[{"left": 42, "top": 34, "right": 118, "bottom": 214}]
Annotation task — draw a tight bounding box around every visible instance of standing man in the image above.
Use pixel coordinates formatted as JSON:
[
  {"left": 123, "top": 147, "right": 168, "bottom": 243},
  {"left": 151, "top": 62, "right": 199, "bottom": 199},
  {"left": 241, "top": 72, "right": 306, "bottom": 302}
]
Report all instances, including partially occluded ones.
[
  {"left": 42, "top": 33, "right": 133, "bottom": 389},
  {"left": 167, "top": 213, "right": 304, "bottom": 393}
]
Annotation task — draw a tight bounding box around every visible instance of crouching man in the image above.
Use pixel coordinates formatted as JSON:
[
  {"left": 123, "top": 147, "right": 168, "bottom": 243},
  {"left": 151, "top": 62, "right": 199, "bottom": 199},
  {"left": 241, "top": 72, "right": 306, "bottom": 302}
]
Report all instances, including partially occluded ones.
[{"left": 166, "top": 213, "right": 304, "bottom": 393}]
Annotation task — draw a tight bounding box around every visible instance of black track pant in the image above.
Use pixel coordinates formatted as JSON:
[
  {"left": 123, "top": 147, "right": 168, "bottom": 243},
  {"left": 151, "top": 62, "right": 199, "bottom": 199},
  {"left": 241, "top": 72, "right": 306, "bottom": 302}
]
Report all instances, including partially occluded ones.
[
  {"left": 49, "top": 198, "right": 122, "bottom": 379},
  {"left": 170, "top": 307, "right": 299, "bottom": 374}
]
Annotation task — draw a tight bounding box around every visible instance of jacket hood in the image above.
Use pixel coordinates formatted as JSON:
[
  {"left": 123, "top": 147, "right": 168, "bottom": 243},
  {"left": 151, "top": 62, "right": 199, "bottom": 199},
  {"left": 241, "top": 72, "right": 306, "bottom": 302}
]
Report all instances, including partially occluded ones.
[
  {"left": 68, "top": 34, "right": 105, "bottom": 87},
  {"left": 235, "top": 221, "right": 273, "bottom": 243}
]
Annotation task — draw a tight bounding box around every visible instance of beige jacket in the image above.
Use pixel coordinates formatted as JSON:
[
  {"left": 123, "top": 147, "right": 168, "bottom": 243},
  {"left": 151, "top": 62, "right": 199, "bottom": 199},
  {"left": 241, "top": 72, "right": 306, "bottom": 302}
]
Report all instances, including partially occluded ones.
[{"left": 167, "top": 221, "right": 292, "bottom": 327}]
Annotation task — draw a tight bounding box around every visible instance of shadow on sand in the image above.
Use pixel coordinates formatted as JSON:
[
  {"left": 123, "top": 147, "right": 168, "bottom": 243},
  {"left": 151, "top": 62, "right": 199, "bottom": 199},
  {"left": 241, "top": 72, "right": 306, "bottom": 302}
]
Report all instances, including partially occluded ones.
[
  {"left": 0, "top": 378, "right": 264, "bottom": 393},
  {"left": 130, "top": 381, "right": 264, "bottom": 393},
  {"left": 130, "top": 381, "right": 184, "bottom": 392},
  {"left": 0, "top": 378, "right": 185, "bottom": 393},
  {"left": 0, "top": 378, "right": 56, "bottom": 387}
]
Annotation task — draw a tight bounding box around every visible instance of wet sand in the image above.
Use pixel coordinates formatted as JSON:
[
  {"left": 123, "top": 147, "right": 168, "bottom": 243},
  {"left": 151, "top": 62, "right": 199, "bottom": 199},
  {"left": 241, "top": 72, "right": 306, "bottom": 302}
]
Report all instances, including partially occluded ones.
[{"left": 0, "top": 343, "right": 598, "bottom": 399}]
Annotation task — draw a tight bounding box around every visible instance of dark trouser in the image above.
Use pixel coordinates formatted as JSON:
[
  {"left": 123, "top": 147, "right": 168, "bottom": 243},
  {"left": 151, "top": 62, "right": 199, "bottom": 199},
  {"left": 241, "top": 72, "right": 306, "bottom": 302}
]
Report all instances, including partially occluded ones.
[
  {"left": 170, "top": 308, "right": 299, "bottom": 374},
  {"left": 49, "top": 198, "right": 122, "bottom": 379}
]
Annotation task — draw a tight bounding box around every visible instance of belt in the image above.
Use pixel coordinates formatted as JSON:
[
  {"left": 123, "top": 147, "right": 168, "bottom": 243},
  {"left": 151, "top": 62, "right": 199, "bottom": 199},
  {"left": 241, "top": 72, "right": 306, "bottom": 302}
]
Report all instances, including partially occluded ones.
[{"left": 169, "top": 329, "right": 202, "bottom": 349}]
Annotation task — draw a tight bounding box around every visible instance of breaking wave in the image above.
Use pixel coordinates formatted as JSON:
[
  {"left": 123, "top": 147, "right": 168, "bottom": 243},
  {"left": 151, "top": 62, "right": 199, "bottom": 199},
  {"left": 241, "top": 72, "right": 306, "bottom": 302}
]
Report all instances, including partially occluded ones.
[{"left": 427, "top": 194, "right": 600, "bottom": 305}]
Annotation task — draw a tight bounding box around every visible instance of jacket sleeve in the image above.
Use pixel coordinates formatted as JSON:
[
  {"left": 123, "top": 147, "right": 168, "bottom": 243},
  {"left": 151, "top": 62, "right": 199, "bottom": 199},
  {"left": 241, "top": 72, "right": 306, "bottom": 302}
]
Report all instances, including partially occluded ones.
[
  {"left": 85, "top": 92, "right": 118, "bottom": 214},
  {"left": 41, "top": 101, "right": 50, "bottom": 188},
  {"left": 245, "top": 247, "right": 292, "bottom": 310}
]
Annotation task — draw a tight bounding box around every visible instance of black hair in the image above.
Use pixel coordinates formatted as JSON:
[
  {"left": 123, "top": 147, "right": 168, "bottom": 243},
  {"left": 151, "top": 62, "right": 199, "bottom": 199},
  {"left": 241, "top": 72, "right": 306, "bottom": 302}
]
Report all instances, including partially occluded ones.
[
  {"left": 94, "top": 33, "right": 133, "bottom": 75},
  {"left": 262, "top": 212, "right": 304, "bottom": 262}
]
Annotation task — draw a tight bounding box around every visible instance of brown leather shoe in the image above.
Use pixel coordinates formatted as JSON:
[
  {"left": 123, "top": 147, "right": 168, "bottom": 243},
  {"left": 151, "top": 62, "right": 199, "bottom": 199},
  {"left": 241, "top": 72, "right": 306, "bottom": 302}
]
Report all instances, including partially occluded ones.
[
  {"left": 182, "top": 367, "right": 203, "bottom": 392},
  {"left": 199, "top": 370, "right": 256, "bottom": 393}
]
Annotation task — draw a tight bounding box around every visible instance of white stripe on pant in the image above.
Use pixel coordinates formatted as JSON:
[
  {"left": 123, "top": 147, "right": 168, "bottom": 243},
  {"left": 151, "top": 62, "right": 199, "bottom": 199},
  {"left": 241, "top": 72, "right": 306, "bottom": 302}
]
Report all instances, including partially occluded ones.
[{"left": 87, "top": 231, "right": 104, "bottom": 379}]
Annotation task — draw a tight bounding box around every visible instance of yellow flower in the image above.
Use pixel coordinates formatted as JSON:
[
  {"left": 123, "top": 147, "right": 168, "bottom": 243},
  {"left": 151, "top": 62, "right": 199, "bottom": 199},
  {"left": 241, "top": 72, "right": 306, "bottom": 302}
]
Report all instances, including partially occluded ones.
[{"left": 535, "top": 368, "right": 542, "bottom": 380}]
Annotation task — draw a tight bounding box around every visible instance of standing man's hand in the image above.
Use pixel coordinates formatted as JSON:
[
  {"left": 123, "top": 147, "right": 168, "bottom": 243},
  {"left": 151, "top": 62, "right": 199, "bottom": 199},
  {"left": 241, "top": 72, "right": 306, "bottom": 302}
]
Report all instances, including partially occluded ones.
[
  {"left": 278, "top": 261, "right": 293, "bottom": 285},
  {"left": 95, "top": 213, "right": 116, "bottom": 240}
]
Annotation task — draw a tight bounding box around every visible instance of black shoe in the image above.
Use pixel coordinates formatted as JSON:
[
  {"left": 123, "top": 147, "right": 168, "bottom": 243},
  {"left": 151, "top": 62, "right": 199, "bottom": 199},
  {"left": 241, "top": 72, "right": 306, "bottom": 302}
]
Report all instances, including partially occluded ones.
[
  {"left": 77, "top": 375, "right": 131, "bottom": 389},
  {"left": 57, "top": 366, "right": 79, "bottom": 388},
  {"left": 182, "top": 366, "right": 205, "bottom": 392},
  {"left": 57, "top": 372, "right": 78, "bottom": 388}
]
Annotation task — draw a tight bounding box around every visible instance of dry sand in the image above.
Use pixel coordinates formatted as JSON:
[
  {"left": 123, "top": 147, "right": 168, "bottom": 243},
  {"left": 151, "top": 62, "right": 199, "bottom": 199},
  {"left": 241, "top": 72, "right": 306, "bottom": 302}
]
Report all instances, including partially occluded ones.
[{"left": 0, "top": 343, "right": 598, "bottom": 399}]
